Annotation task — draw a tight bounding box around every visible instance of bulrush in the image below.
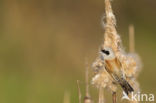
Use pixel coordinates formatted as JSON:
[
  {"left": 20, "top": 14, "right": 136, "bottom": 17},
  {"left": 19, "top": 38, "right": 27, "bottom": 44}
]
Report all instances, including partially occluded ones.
[{"left": 92, "top": 0, "right": 142, "bottom": 103}]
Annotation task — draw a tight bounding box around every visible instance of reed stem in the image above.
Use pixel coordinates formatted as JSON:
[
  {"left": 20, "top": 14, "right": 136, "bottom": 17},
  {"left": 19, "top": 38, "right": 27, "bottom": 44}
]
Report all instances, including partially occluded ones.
[
  {"left": 77, "top": 80, "right": 82, "bottom": 103},
  {"left": 129, "top": 25, "right": 135, "bottom": 52},
  {"left": 112, "top": 92, "right": 116, "bottom": 103}
]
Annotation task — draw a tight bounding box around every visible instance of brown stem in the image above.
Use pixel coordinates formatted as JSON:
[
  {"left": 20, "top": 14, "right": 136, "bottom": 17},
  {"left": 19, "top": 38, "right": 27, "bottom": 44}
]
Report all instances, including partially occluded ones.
[
  {"left": 77, "top": 80, "right": 82, "bottom": 103},
  {"left": 85, "top": 60, "right": 89, "bottom": 97},
  {"left": 129, "top": 24, "right": 135, "bottom": 53},
  {"left": 84, "top": 59, "right": 92, "bottom": 103},
  {"left": 99, "top": 87, "right": 104, "bottom": 103},
  {"left": 112, "top": 92, "right": 117, "bottom": 103}
]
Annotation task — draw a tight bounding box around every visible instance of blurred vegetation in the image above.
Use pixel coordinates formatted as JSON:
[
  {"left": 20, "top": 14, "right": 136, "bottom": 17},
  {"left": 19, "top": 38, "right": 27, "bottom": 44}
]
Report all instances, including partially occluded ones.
[{"left": 0, "top": 0, "right": 156, "bottom": 103}]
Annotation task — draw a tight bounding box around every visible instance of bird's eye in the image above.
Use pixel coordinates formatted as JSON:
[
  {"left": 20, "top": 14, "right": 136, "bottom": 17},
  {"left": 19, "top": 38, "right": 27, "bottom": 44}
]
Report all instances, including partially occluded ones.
[{"left": 101, "top": 49, "right": 110, "bottom": 55}]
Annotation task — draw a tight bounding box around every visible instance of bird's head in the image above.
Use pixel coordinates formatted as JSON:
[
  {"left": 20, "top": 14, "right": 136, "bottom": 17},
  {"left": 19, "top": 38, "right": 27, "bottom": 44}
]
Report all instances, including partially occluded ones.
[{"left": 100, "top": 47, "right": 115, "bottom": 60}]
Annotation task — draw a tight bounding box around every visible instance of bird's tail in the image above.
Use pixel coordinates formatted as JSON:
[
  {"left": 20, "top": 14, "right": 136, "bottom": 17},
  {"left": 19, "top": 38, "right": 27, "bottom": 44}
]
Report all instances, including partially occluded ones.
[{"left": 119, "top": 78, "right": 134, "bottom": 95}]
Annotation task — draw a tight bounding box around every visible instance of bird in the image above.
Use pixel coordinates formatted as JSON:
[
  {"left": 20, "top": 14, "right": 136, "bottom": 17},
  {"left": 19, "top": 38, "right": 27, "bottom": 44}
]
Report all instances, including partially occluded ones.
[{"left": 100, "top": 46, "right": 134, "bottom": 95}]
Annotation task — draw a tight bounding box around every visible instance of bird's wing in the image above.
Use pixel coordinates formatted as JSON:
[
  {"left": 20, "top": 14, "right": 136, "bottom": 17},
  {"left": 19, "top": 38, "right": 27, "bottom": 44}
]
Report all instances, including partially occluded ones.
[
  {"left": 105, "top": 62, "right": 134, "bottom": 95},
  {"left": 104, "top": 60, "right": 123, "bottom": 81}
]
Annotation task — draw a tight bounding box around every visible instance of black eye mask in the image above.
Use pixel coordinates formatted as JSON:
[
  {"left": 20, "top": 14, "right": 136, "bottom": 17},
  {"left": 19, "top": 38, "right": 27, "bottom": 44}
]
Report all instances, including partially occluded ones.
[{"left": 101, "top": 49, "right": 110, "bottom": 55}]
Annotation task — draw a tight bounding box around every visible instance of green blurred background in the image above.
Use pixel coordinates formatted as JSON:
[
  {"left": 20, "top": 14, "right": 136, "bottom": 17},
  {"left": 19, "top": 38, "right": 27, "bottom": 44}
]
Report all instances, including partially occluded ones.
[{"left": 0, "top": 0, "right": 156, "bottom": 103}]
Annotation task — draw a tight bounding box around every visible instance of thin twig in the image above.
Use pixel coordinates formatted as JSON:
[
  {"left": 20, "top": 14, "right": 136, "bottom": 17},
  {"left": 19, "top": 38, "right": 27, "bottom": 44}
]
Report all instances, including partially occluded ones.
[
  {"left": 112, "top": 92, "right": 116, "bottom": 103},
  {"left": 84, "top": 60, "right": 92, "bottom": 103},
  {"left": 77, "top": 80, "right": 82, "bottom": 103},
  {"left": 129, "top": 24, "right": 135, "bottom": 53},
  {"left": 85, "top": 60, "right": 89, "bottom": 97},
  {"left": 99, "top": 87, "right": 104, "bottom": 103},
  {"left": 128, "top": 25, "right": 139, "bottom": 103}
]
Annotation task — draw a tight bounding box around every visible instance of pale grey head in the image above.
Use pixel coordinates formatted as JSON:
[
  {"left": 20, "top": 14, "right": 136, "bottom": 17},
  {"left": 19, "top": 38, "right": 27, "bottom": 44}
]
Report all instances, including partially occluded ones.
[{"left": 100, "top": 47, "right": 116, "bottom": 60}]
